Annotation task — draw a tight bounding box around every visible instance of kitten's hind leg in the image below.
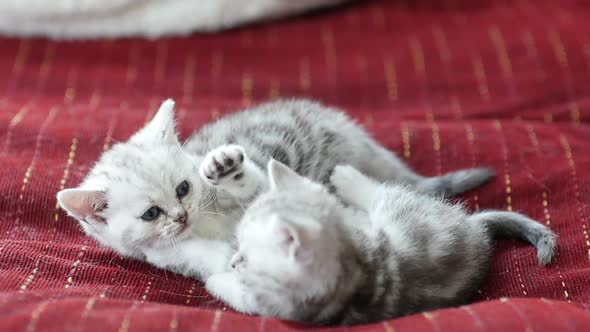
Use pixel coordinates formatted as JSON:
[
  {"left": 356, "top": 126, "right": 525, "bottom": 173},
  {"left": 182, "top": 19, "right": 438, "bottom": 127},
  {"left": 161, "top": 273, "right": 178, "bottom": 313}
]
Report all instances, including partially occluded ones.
[
  {"left": 362, "top": 145, "right": 494, "bottom": 197},
  {"left": 330, "top": 165, "right": 379, "bottom": 210}
]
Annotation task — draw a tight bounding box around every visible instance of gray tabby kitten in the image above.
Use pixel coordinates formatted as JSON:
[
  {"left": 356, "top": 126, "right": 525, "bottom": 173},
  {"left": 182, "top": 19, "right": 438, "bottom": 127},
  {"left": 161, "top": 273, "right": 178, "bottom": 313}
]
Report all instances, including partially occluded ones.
[
  {"left": 57, "top": 99, "right": 493, "bottom": 280},
  {"left": 205, "top": 160, "right": 557, "bottom": 325}
]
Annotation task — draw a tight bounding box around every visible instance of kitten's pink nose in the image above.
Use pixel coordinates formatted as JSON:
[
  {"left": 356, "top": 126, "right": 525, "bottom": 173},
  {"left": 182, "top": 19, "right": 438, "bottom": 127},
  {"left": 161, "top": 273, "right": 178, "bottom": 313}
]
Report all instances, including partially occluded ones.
[{"left": 174, "top": 212, "right": 188, "bottom": 224}]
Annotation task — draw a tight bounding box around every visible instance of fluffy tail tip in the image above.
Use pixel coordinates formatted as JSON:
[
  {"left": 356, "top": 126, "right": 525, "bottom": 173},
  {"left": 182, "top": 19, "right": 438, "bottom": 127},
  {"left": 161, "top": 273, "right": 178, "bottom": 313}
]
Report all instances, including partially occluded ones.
[
  {"left": 536, "top": 231, "right": 558, "bottom": 266},
  {"left": 463, "top": 167, "right": 495, "bottom": 184}
]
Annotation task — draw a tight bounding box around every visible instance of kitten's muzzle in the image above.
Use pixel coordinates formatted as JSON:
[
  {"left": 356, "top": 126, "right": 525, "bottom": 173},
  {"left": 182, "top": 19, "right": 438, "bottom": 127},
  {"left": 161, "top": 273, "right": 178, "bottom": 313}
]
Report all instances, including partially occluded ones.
[{"left": 174, "top": 212, "right": 189, "bottom": 224}]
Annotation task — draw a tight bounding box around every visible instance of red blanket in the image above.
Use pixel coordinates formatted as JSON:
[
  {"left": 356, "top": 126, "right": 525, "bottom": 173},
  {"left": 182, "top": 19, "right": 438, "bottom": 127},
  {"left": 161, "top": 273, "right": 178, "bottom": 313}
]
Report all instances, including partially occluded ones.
[{"left": 1, "top": 0, "right": 589, "bottom": 330}]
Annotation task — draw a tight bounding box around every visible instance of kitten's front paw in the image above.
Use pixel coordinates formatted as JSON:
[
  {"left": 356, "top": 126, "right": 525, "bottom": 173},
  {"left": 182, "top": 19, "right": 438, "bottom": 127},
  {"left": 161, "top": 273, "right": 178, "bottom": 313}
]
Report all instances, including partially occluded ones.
[
  {"left": 331, "top": 165, "right": 377, "bottom": 208},
  {"left": 200, "top": 145, "right": 246, "bottom": 186},
  {"left": 330, "top": 165, "right": 366, "bottom": 192},
  {"left": 205, "top": 273, "right": 228, "bottom": 295},
  {"left": 205, "top": 272, "right": 255, "bottom": 314}
]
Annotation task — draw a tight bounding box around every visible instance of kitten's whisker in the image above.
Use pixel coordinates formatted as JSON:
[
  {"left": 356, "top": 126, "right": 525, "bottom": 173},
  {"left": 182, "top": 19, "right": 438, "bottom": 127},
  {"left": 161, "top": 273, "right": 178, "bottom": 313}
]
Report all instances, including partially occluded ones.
[
  {"left": 179, "top": 135, "right": 191, "bottom": 149},
  {"left": 200, "top": 210, "right": 228, "bottom": 217},
  {"left": 197, "top": 190, "right": 216, "bottom": 210},
  {"left": 172, "top": 136, "right": 193, "bottom": 162},
  {"left": 198, "top": 199, "right": 214, "bottom": 209},
  {"left": 108, "top": 253, "right": 119, "bottom": 266}
]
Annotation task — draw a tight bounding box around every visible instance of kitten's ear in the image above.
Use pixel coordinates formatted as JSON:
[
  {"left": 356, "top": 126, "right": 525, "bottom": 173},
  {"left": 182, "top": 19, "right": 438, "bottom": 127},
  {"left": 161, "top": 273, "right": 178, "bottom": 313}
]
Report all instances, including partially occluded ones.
[
  {"left": 129, "top": 99, "right": 180, "bottom": 146},
  {"left": 57, "top": 189, "right": 108, "bottom": 224},
  {"left": 267, "top": 159, "right": 304, "bottom": 191},
  {"left": 269, "top": 215, "right": 302, "bottom": 259}
]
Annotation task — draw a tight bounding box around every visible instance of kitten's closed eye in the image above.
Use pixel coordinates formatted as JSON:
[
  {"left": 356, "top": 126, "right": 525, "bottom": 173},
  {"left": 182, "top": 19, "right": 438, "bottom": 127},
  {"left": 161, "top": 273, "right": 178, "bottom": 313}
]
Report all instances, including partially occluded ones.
[
  {"left": 176, "top": 180, "right": 190, "bottom": 198},
  {"left": 141, "top": 206, "right": 162, "bottom": 221}
]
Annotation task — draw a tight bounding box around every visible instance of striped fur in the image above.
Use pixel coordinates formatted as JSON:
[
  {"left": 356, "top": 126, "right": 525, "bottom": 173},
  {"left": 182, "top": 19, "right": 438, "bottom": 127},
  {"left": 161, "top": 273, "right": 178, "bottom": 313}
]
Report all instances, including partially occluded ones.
[{"left": 205, "top": 161, "right": 556, "bottom": 325}]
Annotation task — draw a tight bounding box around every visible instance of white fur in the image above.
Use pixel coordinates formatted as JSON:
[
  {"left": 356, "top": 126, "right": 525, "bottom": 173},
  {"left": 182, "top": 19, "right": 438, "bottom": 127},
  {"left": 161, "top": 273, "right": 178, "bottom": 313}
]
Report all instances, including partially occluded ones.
[
  {"left": 0, "top": 0, "right": 347, "bottom": 39},
  {"left": 206, "top": 160, "right": 346, "bottom": 320},
  {"left": 145, "top": 236, "right": 232, "bottom": 279},
  {"left": 329, "top": 165, "right": 377, "bottom": 210},
  {"left": 57, "top": 99, "right": 249, "bottom": 278}
]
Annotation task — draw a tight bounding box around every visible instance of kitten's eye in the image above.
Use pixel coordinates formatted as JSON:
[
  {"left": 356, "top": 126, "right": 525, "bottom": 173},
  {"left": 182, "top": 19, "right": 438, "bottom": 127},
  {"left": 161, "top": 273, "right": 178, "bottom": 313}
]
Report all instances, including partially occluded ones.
[
  {"left": 141, "top": 206, "right": 162, "bottom": 221},
  {"left": 176, "top": 180, "right": 190, "bottom": 198}
]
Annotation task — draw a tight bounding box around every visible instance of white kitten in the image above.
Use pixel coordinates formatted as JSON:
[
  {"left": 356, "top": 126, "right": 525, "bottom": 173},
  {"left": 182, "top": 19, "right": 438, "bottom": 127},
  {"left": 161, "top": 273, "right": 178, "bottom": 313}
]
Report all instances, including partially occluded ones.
[{"left": 57, "top": 100, "right": 234, "bottom": 278}]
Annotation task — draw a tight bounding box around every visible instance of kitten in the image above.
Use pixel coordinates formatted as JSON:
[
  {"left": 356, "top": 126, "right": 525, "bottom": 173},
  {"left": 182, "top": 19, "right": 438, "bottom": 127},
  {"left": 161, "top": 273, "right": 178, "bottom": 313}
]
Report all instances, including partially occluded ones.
[
  {"left": 205, "top": 160, "right": 557, "bottom": 325},
  {"left": 57, "top": 98, "right": 494, "bottom": 279}
]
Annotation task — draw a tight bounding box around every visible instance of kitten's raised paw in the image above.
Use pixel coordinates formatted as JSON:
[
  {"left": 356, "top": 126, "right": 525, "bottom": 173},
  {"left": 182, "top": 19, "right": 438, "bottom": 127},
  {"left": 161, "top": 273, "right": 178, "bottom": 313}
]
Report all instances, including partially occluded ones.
[{"left": 200, "top": 145, "right": 246, "bottom": 185}]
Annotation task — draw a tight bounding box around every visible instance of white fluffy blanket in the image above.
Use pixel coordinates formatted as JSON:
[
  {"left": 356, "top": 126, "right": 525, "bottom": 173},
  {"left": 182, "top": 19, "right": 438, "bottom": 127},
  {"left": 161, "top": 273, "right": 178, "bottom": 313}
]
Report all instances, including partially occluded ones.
[{"left": 0, "top": 0, "right": 347, "bottom": 39}]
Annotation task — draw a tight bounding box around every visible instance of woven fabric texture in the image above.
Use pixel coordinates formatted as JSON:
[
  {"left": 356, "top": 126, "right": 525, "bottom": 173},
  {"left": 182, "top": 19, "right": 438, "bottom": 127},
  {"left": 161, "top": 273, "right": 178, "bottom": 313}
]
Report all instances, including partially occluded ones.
[{"left": 1, "top": 0, "right": 590, "bottom": 331}]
